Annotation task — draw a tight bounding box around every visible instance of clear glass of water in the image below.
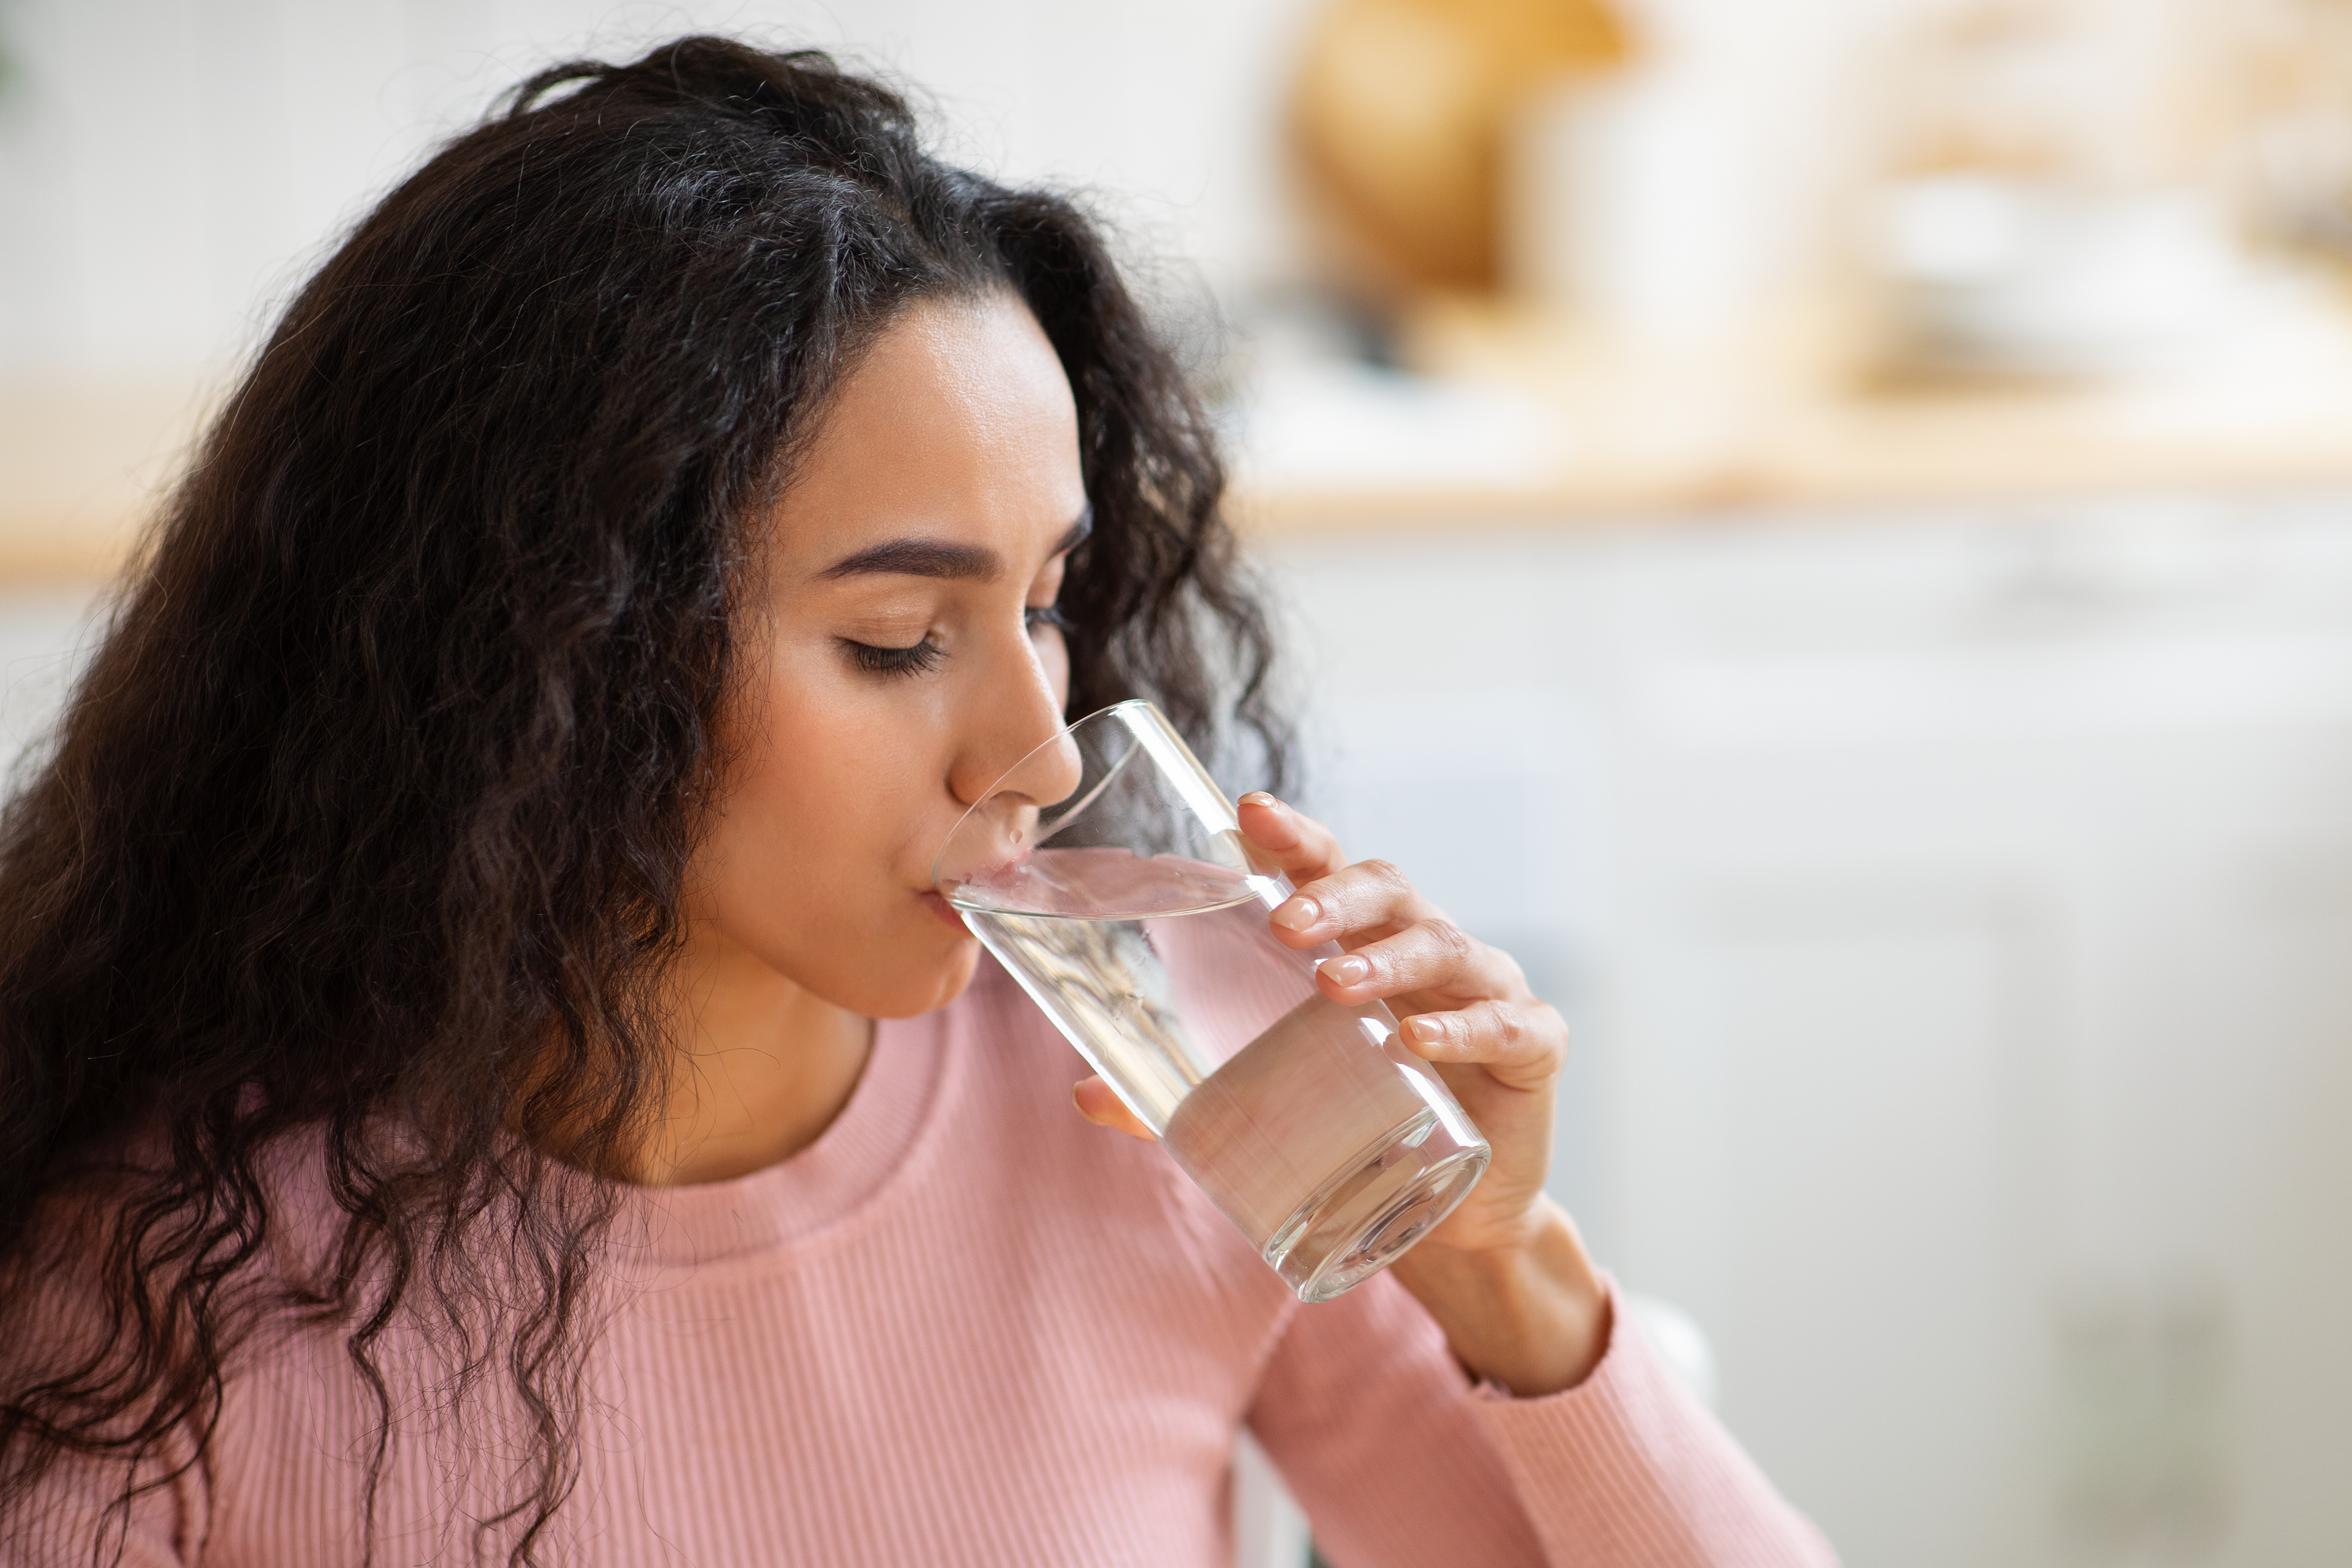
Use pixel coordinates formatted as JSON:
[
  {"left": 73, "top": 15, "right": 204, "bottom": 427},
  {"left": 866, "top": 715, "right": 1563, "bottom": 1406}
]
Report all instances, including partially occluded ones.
[{"left": 933, "top": 699, "right": 1490, "bottom": 1304}]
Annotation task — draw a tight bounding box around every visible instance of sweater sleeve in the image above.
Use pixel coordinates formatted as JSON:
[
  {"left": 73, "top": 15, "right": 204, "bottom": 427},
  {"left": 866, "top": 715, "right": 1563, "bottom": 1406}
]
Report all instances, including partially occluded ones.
[{"left": 1245, "top": 1271, "right": 1837, "bottom": 1567}]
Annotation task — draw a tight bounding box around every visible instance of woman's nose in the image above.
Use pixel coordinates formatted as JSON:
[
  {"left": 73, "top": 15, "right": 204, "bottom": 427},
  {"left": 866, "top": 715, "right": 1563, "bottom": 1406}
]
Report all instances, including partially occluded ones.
[{"left": 947, "top": 629, "right": 1081, "bottom": 812}]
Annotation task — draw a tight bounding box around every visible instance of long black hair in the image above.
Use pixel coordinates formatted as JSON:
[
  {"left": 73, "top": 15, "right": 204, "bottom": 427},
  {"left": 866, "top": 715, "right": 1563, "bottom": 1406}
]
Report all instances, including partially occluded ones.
[{"left": 0, "top": 36, "right": 1284, "bottom": 1564}]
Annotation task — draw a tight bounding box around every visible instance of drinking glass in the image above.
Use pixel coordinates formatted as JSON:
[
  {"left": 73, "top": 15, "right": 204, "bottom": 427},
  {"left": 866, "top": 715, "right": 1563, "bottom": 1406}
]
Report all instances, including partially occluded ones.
[{"left": 934, "top": 699, "right": 1490, "bottom": 1304}]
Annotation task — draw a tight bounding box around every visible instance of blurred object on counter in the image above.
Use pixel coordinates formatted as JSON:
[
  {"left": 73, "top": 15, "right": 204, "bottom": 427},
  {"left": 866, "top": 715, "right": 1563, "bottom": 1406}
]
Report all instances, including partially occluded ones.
[
  {"left": 1287, "top": 0, "right": 1631, "bottom": 300},
  {"left": 2228, "top": 0, "right": 2352, "bottom": 265},
  {"left": 1503, "top": 54, "right": 1758, "bottom": 347},
  {"left": 1872, "top": 177, "right": 2325, "bottom": 378},
  {"left": 1866, "top": 0, "right": 2337, "bottom": 383},
  {"left": 1255, "top": 0, "right": 1625, "bottom": 510},
  {"left": 1223, "top": 345, "right": 1565, "bottom": 497},
  {"left": 1886, "top": 0, "right": 2234, "bottom": 189},
  {"left": 1216, "top": 288, "right": 1568, "bottom": 499}
]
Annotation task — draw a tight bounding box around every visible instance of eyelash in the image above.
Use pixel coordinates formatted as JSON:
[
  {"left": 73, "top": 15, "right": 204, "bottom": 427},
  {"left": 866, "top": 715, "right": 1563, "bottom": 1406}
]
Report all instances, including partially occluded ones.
[
  {"left": 844, "top": 606, "right": 1066, "bottom": 680},
  {"left": 846, "top": 637, "right": 945, "bottom": 678}
]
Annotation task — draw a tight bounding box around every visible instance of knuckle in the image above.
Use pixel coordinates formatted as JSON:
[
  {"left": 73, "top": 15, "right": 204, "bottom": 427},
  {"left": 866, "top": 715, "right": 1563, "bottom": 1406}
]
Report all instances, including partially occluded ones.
[
  {"left": 1424, "top": 919, "right": 1474, "bottom": 965},
  {"left": 1359, "top": 859, "right": 1411, "bottom": 896},
  {"left": 1299, "top": 866, "right": 1351, "bottom": 902}
]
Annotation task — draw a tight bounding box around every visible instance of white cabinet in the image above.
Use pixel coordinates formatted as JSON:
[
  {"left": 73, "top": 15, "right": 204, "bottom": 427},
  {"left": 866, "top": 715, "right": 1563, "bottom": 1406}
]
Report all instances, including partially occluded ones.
[{"left": 1260, "top": 495, "right": 2352, "bottom": 1568}]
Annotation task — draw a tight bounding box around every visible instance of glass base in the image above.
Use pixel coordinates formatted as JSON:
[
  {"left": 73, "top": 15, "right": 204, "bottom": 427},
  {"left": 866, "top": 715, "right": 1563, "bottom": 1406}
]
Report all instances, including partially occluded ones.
[{"left": 1263, "top": 1109, "right": 1491, "bottom": 1304}]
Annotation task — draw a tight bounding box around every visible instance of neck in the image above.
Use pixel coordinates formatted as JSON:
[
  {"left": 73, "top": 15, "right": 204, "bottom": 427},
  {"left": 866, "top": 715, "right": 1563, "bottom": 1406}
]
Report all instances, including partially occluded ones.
[{"left": 635, "top": 930, "right": 875, "bottom": 1187}]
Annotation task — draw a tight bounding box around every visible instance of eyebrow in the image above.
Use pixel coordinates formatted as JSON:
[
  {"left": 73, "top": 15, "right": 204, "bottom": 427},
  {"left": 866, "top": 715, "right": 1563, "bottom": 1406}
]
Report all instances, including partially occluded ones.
[
  {"left": 818, "top": 537, "right": 1001, "bottom": 582},
  {"left": 817, "top": 505, "right": 1093, "bottom": 582}
]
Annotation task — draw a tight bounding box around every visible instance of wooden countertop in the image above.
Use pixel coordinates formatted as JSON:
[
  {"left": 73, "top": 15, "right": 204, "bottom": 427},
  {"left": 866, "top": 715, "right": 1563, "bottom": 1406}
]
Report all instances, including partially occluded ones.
[
  {"left": 12, "top": 297, "right": 2352, "bottom": 581},
  {"left": 1229, "top": 296, "right": 2352, "bottom": 535}
]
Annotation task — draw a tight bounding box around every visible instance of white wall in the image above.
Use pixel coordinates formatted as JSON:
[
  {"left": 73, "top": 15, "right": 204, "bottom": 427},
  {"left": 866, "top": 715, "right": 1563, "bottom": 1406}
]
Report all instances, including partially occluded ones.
[{"left": 0, "top": 0, "right": 1323, "bottom": 379}]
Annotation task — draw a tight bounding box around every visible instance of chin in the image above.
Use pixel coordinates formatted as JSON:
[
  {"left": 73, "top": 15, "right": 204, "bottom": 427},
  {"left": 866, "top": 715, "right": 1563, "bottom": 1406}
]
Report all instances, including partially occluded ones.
[
  {"left": 846, "top": 923, "right": 984, "bottom": 1020},
  {"left": 921, "top": 941, "right": 986, "bottom": 1013}
]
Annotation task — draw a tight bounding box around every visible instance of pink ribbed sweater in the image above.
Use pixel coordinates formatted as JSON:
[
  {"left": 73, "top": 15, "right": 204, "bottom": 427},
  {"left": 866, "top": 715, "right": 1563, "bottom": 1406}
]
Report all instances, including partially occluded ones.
[{"left": 12, "top": 960, "right": 1834, "bottom": 1566}]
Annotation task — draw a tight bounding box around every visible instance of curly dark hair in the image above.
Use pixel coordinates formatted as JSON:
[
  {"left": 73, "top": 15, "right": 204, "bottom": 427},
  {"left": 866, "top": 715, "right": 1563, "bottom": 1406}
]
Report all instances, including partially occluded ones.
[{"left": 0, "top": 36, "right": 1285, "bottom": 1565}]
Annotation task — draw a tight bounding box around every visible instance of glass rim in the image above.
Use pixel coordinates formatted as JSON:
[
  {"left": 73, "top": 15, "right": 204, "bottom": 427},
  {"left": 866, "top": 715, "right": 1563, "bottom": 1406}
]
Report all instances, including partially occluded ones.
[{"left": 929, "top": 698, "right": 1250, "bottom": 903}]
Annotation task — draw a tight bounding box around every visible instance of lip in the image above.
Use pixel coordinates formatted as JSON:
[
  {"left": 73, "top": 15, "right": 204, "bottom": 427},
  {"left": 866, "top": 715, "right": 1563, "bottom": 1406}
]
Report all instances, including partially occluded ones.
[{"left": 919, "top": 889, "right": 969, "bottom": 933}]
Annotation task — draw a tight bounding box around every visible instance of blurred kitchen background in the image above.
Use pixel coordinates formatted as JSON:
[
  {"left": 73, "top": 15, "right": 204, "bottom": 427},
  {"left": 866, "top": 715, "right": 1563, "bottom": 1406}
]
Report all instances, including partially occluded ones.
[{"left": 7, "top": 1, "right": 2352, "bottom": 1565}]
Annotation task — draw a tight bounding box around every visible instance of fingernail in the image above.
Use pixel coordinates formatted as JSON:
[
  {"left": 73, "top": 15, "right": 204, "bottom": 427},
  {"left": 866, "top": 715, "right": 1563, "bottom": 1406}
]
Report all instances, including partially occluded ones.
[
  {"left": 1240, "top": 791, "right": 1281, "bottom": 809},
  {"left": 1271, "top": 896, "right": 1319, "bottom": 931},
  {"left": 1406, "top": 1015, "right": 1446, "bottom": 1044},
  {"left": 1324, "top": 955, "right": 1370, "bottom": 986}
]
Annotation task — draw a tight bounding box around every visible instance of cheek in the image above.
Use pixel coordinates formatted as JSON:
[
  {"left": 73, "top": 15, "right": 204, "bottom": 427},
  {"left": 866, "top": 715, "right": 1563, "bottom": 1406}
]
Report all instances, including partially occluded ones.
[
  {"left": 687, "top": 662, "right": 973, "bottom": 1012},
  {"left": 742, "top": 701, "right": 919, "bottom": 889}
]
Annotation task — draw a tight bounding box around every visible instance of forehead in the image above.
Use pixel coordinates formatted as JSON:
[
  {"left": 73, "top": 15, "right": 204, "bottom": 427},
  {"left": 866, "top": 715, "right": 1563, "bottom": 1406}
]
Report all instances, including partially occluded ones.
[{"left": 765, "top": 293, "right": 1085, "bottom": 578}]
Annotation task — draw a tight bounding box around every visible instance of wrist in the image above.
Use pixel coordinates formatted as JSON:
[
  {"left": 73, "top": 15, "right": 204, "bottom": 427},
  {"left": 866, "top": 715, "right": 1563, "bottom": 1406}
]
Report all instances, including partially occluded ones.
[{"left": 1390, "top": 1197, "right": 1611, "bottom": 1397}]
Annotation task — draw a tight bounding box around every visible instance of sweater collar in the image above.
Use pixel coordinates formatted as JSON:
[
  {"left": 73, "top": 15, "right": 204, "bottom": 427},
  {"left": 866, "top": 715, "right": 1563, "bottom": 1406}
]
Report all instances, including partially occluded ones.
[{"left": 616, "top": 1003, "right": 952, "bottom": 1268}]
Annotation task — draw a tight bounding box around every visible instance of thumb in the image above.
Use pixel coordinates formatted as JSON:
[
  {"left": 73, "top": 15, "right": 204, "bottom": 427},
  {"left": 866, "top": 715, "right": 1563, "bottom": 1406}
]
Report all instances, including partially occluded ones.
[{"left": 1072, "top": 1076, "right": 1156, "bottom": 1142}]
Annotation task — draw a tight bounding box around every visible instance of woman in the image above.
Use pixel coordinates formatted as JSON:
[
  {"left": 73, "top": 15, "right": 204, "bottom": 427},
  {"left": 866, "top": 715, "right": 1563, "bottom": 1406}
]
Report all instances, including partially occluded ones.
[{"left": 0, "top": 37, "right": 1831, "bottom": 1567}]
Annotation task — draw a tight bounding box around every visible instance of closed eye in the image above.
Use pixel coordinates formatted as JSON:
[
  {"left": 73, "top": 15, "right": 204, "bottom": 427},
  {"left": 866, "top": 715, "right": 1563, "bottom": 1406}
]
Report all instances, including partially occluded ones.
[{"left": 842, "top": 636, "right": 945, "bottom": 678}]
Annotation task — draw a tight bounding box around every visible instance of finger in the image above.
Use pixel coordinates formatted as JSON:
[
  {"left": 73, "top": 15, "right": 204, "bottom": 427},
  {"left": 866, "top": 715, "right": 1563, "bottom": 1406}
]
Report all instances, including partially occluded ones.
[
  {"left": 1073, "top": 1076, "right": 1156, "bottom": 1142},
  {"left": 1270, "top": 858, "right": 1445, "bottom": 951},
  {"left": 1236, "top": 794, "right": 1347, "bottom": 886},
  {"left": 1401, "top": 999, "right": 1567, "bottom": 1091},
  {"left": 1314, "top": 913, "right": 1515, "bottom": 1003}
]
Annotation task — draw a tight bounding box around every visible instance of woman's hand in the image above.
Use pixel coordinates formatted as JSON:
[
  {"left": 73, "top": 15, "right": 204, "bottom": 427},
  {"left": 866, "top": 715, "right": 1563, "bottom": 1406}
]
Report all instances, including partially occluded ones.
[{"left": 1071, "top": 793, "right": 1611, "bottom": 1396}]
